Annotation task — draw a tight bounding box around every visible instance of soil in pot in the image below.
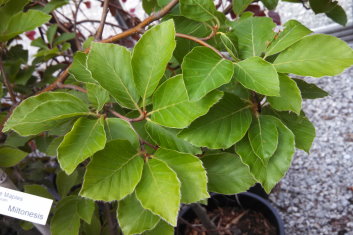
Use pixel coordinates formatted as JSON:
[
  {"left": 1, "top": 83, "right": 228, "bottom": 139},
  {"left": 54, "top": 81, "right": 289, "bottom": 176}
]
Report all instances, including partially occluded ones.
[
  {"left": 183, "top": 206, "right": 277, "bottom": 235},
  {"left": 177, "top": 193, "right": 285, "bottom": 235}
]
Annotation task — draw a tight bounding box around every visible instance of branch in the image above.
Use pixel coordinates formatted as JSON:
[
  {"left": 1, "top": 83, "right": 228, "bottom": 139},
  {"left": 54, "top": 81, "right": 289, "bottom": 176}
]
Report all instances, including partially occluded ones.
[
  {"left": 176, "top": 33, "right": 224, "bottom": 58},
  {"left": 76, "top": 20, "right": 125, "bottom": 29},
  {"left": 108, "top": 109, "right": 146, "bottom": 123},
  {"left": 96, "top": 0, "right": 110, "bottom": 40},
  {"left": 0, "top": 57, "right": 16, "bottom": 104},
  {"left": 57, "top": 83, "right": 87, "bottom": 93},
  {"left": 38, "top": 0, "right": 179, "bottom": 94}
]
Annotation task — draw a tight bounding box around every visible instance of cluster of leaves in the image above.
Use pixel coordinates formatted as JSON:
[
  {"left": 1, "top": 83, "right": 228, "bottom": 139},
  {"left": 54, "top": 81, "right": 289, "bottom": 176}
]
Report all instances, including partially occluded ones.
[{"left": 1, "top": 0, "right": 353, "bottom": 234}]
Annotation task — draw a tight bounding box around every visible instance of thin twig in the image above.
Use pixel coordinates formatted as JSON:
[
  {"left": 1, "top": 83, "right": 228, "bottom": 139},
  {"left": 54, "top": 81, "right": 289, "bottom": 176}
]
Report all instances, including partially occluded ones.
[
  {"left": 57, "top": 83, "right": 87, "bottom": 93},
  {"left": 73, "top": 0, "right": 84, "bottom": 50},
  {"left": 108, "top": 109, "right": 146, "bottom": 122},
  {"left": 96, "top": 0, "right": 110, "bottom": 40},
  {"left": 0, "top": 57, "right": 16, "bottom": 104},
  {"left": 176, "top": 33, "right": 224, "bottom": 58},
  {"left": 76, "top": 20, "right": 125, "bottom": 29},
  {"left": 199, "top": 25, "right": 219, "bottom": 41}
]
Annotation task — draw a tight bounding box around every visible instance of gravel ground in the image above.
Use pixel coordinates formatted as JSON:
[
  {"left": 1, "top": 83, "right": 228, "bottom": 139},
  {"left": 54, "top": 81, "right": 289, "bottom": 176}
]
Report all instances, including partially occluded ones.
[{"left": 269, "top": 1, "right": 353, "bottom": 234}]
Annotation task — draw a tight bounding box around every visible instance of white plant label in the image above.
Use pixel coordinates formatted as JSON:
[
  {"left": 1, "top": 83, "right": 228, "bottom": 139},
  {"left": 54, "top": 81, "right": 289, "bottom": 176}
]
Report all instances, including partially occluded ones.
[{"left": 0, "top": 186, "right": 53, "bottom": 225}]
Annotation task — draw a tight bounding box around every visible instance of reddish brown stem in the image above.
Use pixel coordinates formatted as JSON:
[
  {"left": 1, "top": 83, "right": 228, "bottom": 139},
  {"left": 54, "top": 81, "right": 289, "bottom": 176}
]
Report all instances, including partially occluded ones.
[
  {"left": 57, "top": 83, "right": 87, "bottom": 93},
  {"left": 108, "top": 109, "right": 146, "bottom": 123}
]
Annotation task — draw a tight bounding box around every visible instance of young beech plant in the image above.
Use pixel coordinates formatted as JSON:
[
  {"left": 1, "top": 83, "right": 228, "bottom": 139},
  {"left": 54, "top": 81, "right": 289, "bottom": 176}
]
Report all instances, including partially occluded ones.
[{"left": 0, "top": 0, "right": 353, "bottom": 234}]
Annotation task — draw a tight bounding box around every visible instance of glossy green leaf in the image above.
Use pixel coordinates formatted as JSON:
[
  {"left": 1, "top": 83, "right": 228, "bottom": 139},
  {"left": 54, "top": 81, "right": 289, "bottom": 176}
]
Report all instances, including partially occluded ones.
[
  {"left": 231, "top": 17, "right": 275, "bottom": 59},
  {"left": 326, "top": 4, "right": 347, "bottom": 26},
  {"left": 263, "top": 108, "right": 316, "bottom": 152},
  {"left": 149, "top": 75, "right": 223, "bottom": 128},
  {"left": 132, "top": 20, "right": 176, "bottom": 107},
  {"left": 136, "top": 158, "right": 181, "bottom": 226},
  {"left": 173, "top": 16, "right": 212, "bottom": 63},
  {"left": 0, "top": 146, "right": 27, "bottom": 167},
  {"left": 202, "top": 153, "right": 256, "bottom": 194},
  {"left": 24, "top": 185, "right": 54, "bottom": 200},
  {"left": 179, "top": 93, "right": 252, "bottom": 149},
  {"left": 88, "top": 42, "right": 140, "bottom": 109},
  {"left": 0, "top": 0, "right": 29, "bottom": 28},
  {"left": 0, "top": 10, "right": 51, "bottom": 42},
  {"left": 309, "top": 0, "right": 337, "bottom": 14},
  {"left": 80, "top": 140, "right": 143, "bottom": 201},
  {"left": 180, "top": 0, "right": 216, "bottom": 22},
  {"left": 261, "top": 0, "right": 279, "bottom": 10},
  {"left": 69, "top": 52, "right": 96, "bottom": 83},
  {"left": 155, "top": 148, "right": 209, "bottom": 203},
  {"left": 3, "top": 92, "right": 90, "bottom": 136},
  {"left": 274, "top": 34, "right": 353, "bottom": 77},
  {"left": 234, "top": 56, "right": 279, "bottom": 96},
  {"left": 118, "top": 193, "right": 160, "bottom": 235},
  {"left": 105, "top": 118, "right": 139, "bottom": 148},
  {"left": 51, "top": 196, "right": 95, "bottom": 235},
  {"left": 143, "top": 220, "right": 174, "bottom": 235},
  {"left": 58, "top": 117, "right": 106, "bottom": 175},
  {"left": 236, "top": 118, "right": 295, "bottom": 193},
  {"left": 265, "top": 20, "right": 312, "bottom": 57},
  {"left": 145, "top": 121, "right": 201, "bottom": 154},
  {"left": 86, "top": 83, "right": 110, "bottom": 111},
  {"left": 248, "top": 115, "right": 279, "bottom": 161},
  {"left": 232, "top": 0, "right": 253, "bottom": 15},
  {"left": 268, "top": 74, "right": 302, "bottom": 114},
  {"left": 46, "top": 24, "right": 58, "bottom": 45},
  {"left": 182, "top": 46, "right": 234, "bottom": 101},
  {"left": 56, "top": 170, "right": 78, "bottom": 197},
  {"left": 293, "top": 78, "right": 329, "bottom": 99},
  {"left": 53, "top": 32, "right": 75, "bottom": 46}
]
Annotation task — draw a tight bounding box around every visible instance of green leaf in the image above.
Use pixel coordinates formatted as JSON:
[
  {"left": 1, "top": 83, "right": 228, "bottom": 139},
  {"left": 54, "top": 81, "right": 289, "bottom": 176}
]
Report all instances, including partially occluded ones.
[
  {"left": 149, "top": 75, "right": 223, "bottom": 128},
  {"left": 81, "top": 213, "right": 101, "bottom": 235},
  {"left": 86, "top": 83, "right": 110, "bottom": 111},
  {"left": 326, "top": 4, "right": 347, "bottom": 26},
  {"left": 273, "top": 34, "right": 353, "bottom": 77},
  {"left": 248, "top": 115, "right": 279, "bottom": 161},
  {"left": 182, "top": 47, "right": 234, "bottom": 101},
  {"left": 142, "top": 0, "right": 157, "bottom": 14},
  {"left": 202, "top": 153, "right": 256, "bottom": 194},
  {"left": 145, "top": 121, "right": 201, "bottom": 154},
  {"left": 261, "top": 0, "right": 279, "bottom": 10},
  {"left": 56, "top": 170, "right": 78, "bottom": 197},
  {"left": 143, "top": 220, "right": 174, "bottom": 235},
  {"left": 80, "top": 140, "right": 143, "bottom": 201},
  {"left": 132, "top": 20, "right": 176, "bottom": 107},
  {"left": 83, "top": 36, "right": 94, "bottom": 50},
  {"left": 219, "top": 32, "right": 239, "bottom": 60},
  {"left": 234, "top": 56, "right": 279, "bottom": 96},
  {"left": 232, "top": 0, "right": 253, "bottom": 15},
  {"left": 0, "top": 10, "right": 51, "bottom": 42},
  {"left": 0, "top": 146, "right": 27, "bottom": 167},
  {"left": 236, "top": 117, "right": 295, "bottom": 193},
  {"left": 309, "top": 0, "right": 337, "bottom": 14},
  {"left": 136, "top": 158, "right": 181, "bottom": 226},
  {"left": 293, "top": 78, "right": 329, "bottom": 99},
  {"left": 58, "top": 117, "right": 106, "bottom": 175},
  {"left": 173, "top": 16, "right": 212, "bottom": 63},
  {"left": 105, "top": 118, "right": 139, "bottom": 148},
  {"left": 0, "top": 0, "right": 29, "bottom": 28},
  {"left": 179, "top": 93, "right": 252, "bottom": 149},
  {"left": 24, "top": 185, "right": 54, "bottom": 200},
  {"left": 180, "top": 0, "right": 216, "bottom": 22},
  {"left": 155, "top": 148, "right": 209, "bottom": 203},
  {"left": 53, "top": 32, "right": 75, "bottom": 46},
  {"left": 265, "top": 20, "right": 312, "bottom": 57},
  {"left": 263, "top": 108, "right": 316, "bottom": 152},
  {"left": 69, "top": 52, "right": 96, "bottom": 83},
  {"left": 46, "top": 137, "right": 63, "bottom": 156},
  {"left": 231, "top": 17, "right": 275, "bottom": 59},
  {"left": 117, "top": 193, "right": 160, "bottom": 235},
  {"left": 46, "top": 24, "right": 58, "bottom": 45},
  {"left": 267, "top": 74, "right": 302, "bottom": 114},
  {"left": 40, "top": 0, "right": 68, "bottom": 13},
  {"left": 4, "top": 132, "right": 32, "bottom": 147},
  {"left": 51, "top": 196, "right": 95, "bottom": 235},
  {"left": 3, "top": 92, "right": 90, "bottom": 136},
  {"left": 88, "top": 42, "right": 140, "bottom": 109}
]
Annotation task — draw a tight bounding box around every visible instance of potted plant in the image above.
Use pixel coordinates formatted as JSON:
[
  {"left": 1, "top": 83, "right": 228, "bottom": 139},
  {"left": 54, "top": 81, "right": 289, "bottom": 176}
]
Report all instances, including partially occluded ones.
[{"left": 0, "top": 0, "right": 352, "bottom": 234}]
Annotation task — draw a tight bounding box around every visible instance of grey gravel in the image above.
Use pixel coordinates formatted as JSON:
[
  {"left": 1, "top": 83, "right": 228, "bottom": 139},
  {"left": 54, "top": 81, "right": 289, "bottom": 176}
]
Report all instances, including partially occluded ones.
[{"left": 268, "top": 2, "right": 353, "bottom": 234}]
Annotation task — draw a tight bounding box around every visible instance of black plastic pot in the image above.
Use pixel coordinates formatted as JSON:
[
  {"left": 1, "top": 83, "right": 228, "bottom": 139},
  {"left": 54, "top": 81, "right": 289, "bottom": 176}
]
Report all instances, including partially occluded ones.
[{"left": 177, "top": 192, "right": 285, "bottom": 235}]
